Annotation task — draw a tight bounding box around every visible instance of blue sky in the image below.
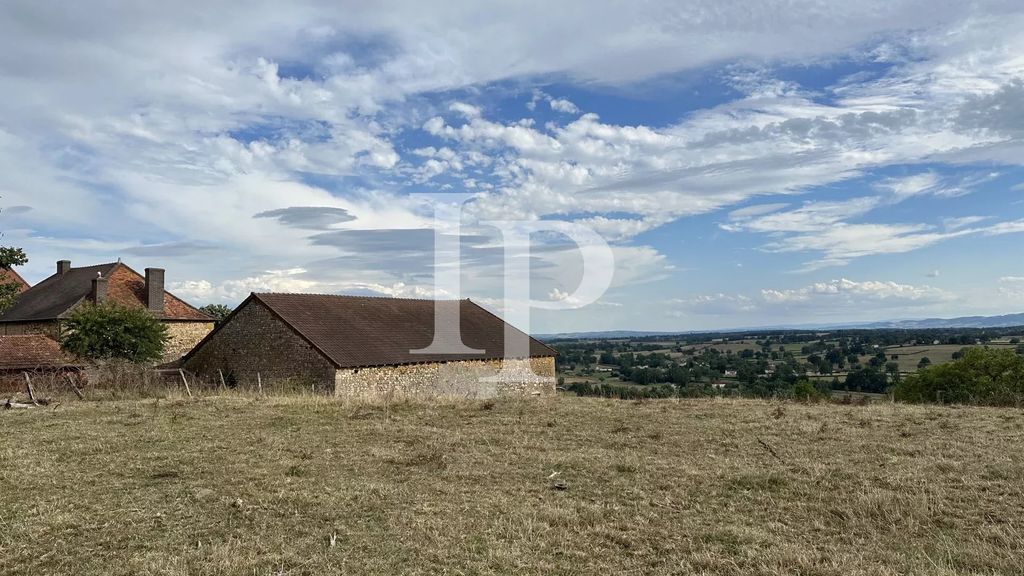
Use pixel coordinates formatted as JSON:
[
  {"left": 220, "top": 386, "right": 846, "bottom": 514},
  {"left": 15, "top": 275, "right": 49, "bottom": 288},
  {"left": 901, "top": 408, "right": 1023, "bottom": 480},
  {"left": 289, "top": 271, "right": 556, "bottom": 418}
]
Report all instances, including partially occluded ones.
[{"left": 2, "top": 1, "right": 1024, "bottom": 332}]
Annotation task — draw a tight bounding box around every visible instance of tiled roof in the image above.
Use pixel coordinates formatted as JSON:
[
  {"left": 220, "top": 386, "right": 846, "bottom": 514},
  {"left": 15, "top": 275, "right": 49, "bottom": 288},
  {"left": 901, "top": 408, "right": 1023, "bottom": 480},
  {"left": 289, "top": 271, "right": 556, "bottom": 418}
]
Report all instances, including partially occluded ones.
[
  {"left": 0, "top": 335, "right": 84, "bottom": 370},
  {"left": 0, "top": 262, "right": 212, "bottom": 323},
  {"left": 188, "top": 292, "right": 557, "bottom": 369},
  {"left": 0, "top": 267, "right": 30, "bottom": 292}
]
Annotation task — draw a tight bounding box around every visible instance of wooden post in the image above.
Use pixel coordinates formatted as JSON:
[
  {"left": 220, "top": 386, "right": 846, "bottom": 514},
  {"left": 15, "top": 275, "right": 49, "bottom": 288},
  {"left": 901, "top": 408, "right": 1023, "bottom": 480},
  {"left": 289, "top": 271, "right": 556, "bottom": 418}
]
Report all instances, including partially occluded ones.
[
  {"left": 257, "top": 372, "right": 263, "bottom": 395},
  {"left": 218, "top": 370, "right": 227, "bottom": 392},
  {"left": 24, "top": 373, "right": 37, "bottom": 405},
  {"left": 64, "top": 374, "right": 85, "bottom": 400},
  {"left": 179, "top": 369, "right": 193, "bottom": 398}
]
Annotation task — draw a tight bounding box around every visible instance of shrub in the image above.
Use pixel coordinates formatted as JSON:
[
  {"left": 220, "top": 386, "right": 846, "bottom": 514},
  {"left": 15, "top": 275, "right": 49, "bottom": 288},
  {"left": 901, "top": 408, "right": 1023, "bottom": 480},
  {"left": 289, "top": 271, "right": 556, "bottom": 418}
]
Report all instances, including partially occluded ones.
[
  {"left": 567, "top": 381, "right": 675, "bottom": 400},
  {"left": 60, "top": 303, "right": 169, "bottom": 363},
  {"left": 894, "top": 347, "right": 1024, "bottom": 406},
  {"left": 789, "top": 379, "right": 826, "bottom": 401},
  {"left": 199, "top": 304, "right": 233, "bottom": 323}
]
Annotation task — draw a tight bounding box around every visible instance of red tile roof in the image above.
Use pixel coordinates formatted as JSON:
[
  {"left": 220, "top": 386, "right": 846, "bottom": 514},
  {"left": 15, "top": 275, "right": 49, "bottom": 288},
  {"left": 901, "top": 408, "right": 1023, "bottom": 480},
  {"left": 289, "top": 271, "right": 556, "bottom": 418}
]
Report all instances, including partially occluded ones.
[
  {"left": 0, "top": 262, "right": 212, "bottom": 323},
  {"left": 0, "top": 335, "right": 84, "bottom": 370},
  {"left": 0, "top": 267, "right": 30, "bottom": 293}
]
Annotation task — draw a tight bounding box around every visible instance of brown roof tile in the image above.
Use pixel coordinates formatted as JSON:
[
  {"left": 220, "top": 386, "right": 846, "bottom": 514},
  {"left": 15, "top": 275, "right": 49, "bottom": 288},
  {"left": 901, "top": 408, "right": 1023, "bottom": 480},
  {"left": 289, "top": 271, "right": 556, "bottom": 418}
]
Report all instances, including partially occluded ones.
[
  {"left": 0, "top": 335, "right": 84, "bottom": 370},
  {"left": 188, "top": 292, "right": 557, "bottom": 369}
]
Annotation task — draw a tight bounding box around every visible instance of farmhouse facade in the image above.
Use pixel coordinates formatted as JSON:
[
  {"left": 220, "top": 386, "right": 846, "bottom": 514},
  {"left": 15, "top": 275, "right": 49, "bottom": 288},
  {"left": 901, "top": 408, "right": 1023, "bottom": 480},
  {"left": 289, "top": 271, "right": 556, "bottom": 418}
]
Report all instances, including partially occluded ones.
[
  {"left": 180, "top": 293, "right": 557, "bottom": 399},
  {"left": 0, "top": 267, "right": 30, "bottom": 293},
  {"left": 0, "top": 260, "right": 214, "bottom": 361}
]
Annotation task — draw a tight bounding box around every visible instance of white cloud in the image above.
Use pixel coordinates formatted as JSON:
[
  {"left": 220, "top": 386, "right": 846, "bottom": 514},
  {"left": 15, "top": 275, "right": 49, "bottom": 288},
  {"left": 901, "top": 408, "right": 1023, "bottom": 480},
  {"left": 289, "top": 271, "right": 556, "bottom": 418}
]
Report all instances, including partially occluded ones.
[
  {"left": 760, "top": 278, "right": 951, "bottom": 304},
  {"left": 549, "top": 98, "right": 580, "bottom": 114},
  {"left": 4, "top": 1, "right": 1024, "bottom": 330},
  {"left": 877, "top": 172, "right": 942, "bottom": 199},
  {"left": 672, "top": 278, "right": 954, "bottom": 318},
  {"left": 942, "top": 216, "right": 988, "bottom": 230},
  {"left": 998, "top": 276, "right": 1024, "bottom": 299}
]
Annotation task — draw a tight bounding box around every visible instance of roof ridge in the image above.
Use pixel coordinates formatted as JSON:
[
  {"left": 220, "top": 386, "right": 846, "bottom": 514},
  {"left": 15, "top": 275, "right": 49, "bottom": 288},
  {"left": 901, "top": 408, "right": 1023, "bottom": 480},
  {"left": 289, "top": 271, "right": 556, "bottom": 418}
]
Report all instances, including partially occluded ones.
[{"left": 253, "top": 291, "right": 465, "bottom": 303}]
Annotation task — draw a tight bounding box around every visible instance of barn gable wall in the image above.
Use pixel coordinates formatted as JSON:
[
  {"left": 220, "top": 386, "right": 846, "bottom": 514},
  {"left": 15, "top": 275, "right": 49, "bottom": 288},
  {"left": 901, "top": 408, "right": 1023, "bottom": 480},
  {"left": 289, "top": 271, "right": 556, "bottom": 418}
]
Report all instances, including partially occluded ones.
[{"left": 181, "top": 299, "right": 335, "bottom": 389}]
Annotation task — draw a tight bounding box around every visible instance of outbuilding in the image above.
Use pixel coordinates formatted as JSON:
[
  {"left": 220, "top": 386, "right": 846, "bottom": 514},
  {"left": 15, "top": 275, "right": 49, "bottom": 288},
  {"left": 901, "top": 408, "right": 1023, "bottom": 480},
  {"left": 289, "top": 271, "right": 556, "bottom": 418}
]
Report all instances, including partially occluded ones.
[{"left": 180, "top": 292, "right": 557, "bottom": 399}]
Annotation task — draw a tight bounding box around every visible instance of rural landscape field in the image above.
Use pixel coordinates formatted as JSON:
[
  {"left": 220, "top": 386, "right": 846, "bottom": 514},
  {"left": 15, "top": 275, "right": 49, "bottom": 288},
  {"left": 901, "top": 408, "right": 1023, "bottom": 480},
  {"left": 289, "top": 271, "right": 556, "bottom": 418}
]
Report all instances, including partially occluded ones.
[
  {"left": 3, "top": 394, "right": 1024, "bottom": 575},
  {"left": 5, "top": 2, "right": 1024, "bottom": 575}
]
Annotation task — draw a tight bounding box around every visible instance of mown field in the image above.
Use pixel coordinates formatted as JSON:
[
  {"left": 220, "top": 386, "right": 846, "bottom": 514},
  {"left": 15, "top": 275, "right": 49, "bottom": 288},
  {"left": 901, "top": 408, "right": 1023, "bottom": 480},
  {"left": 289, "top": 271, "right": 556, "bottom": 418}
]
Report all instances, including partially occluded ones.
[
  {"left": 2, "top": 395, "right": 1024, "bottom": 575},
  {"left": 883, "top": 342, "right": 1019, "bottom": 373}
]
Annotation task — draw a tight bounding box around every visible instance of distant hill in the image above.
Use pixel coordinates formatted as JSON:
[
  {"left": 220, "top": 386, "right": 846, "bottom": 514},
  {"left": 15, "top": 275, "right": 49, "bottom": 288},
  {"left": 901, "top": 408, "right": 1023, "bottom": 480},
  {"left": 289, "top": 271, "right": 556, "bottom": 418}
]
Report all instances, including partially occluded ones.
[
  {"left": 855, "top": 313, "right": 1024, "bottom": 330},
  {"left": 538, "top": 312, "right": 1024, "bottom": 340},
  {"left": 536, "top": 330, "right": 684, "bottom": 340}
]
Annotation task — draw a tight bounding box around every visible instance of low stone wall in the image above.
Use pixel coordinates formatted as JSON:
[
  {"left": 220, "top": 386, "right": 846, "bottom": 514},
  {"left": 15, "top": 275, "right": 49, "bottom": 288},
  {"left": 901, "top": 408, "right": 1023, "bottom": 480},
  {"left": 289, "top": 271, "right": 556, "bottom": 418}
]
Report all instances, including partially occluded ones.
[
  {"left": 163, "top": 321, "right": 214, "bottom": 361},
  {"left": 334, "top": 356, "right": 556, "bottom": 400},
  {"left": 0, "top": 322, "right": 60, "bottom": 338}
]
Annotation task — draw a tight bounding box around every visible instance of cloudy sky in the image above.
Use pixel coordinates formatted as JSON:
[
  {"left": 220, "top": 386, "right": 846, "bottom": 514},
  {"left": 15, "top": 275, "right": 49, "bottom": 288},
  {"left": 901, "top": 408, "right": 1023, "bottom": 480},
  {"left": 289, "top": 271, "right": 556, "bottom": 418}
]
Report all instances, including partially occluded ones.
[{"left": 2, "top": 1, "right": 1024, "bottom": 333}]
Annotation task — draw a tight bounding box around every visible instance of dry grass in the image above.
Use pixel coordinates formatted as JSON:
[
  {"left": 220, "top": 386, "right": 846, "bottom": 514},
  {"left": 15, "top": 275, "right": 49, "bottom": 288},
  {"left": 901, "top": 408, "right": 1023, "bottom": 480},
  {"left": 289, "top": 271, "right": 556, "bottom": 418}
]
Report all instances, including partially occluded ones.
[{"left": 2, "top": 395, "right": 1023, "bottom": 575}]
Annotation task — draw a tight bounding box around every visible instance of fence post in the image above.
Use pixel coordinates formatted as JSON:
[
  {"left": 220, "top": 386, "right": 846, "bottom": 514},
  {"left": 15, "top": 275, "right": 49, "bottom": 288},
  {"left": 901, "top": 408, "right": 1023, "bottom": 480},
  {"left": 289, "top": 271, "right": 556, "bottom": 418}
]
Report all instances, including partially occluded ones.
[
  {"left": 24, "top": 373, "right": 37, "bottom": 404},
  {"left": 64, "top": 374, "right": 85, "bottom": 400},
  {"left": 178, "top": 369, "right": 193, "bottom": 398}
]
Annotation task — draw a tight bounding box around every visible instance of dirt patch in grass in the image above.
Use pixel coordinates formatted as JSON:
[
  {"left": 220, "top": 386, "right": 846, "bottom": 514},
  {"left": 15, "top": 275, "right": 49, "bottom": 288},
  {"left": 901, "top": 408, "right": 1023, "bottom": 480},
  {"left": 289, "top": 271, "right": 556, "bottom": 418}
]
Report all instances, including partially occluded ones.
[{"left": 1, "top": 396, "right": 1023, "bottom": 575}]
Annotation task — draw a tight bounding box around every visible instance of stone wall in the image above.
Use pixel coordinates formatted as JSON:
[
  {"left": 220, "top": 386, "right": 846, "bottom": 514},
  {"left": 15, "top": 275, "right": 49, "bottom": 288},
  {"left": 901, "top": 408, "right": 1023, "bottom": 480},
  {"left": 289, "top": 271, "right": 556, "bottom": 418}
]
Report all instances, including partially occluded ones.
[
  {"left": 163, "top": 321, "right": 214, "bottom": 361},
  {"left": 0, "top": 321, "right": 60, "bottom": 338},
  {"left": 334, "top": 356, "right": 556, "bottom": 400},
  {"left": 181, "top": 300, "right": 335, "bottom": 389}
]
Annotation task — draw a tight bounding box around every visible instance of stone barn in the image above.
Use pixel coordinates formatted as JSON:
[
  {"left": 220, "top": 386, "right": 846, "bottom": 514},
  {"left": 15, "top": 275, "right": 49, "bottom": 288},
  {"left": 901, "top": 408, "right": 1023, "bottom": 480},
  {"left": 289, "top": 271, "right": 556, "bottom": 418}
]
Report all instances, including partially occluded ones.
[
  {"left": 180, "top": 293, "right": 557, "bottom": 399},
  {"left": 0, "top": 260, "right": 215, "bottom": 361}
]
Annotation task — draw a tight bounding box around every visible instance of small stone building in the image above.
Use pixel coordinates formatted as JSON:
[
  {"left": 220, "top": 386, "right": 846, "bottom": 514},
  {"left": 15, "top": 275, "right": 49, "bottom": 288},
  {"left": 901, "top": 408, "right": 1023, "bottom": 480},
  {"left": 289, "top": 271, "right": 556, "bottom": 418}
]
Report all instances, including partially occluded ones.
[
  {"left": 0, "top": 260, "right": 214, "bottom": 361},
  {"left": 0, "top": 334, "right": 85, "bottom": 393},
  {"left": 180, "top": 293, "right": 557, "bottom": 399}
]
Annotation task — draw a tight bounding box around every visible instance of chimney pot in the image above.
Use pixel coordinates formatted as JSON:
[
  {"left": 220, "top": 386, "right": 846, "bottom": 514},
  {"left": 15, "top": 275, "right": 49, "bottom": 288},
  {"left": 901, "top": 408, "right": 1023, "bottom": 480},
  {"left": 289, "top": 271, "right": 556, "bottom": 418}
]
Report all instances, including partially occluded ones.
[
  {"left": 145, "top": 268, "right": 165, "bottom": 314},
  {"left": 91, "top": 276, "right": 108, "bottom": 305},
  {"left": 57, "top": 260, "right": 71, "bottom": 275}
]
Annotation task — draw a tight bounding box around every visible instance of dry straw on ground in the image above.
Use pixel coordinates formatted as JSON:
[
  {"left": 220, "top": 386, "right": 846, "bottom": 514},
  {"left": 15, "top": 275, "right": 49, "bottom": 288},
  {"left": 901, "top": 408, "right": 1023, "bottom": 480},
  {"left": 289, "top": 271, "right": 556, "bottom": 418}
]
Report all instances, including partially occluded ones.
[{"left": 1, "top": 395, "right": 1023, "bottom": 575}]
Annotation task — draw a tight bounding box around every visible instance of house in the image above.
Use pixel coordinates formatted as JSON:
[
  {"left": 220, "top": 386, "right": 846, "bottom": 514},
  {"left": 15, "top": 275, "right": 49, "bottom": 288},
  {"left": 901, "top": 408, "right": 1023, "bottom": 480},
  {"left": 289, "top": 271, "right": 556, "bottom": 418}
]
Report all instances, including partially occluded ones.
[
  {"left": 180, "top": 292, "right": 558, "bottom": 399},
  {"left": 0, "top": 260, "right": 214, "bottom": 361},
  {"left": 0, "top": 267, "right": 30, "bottom": 293},
  {"left": 0, "top": 334, "right": 85, "bottom": 393}
]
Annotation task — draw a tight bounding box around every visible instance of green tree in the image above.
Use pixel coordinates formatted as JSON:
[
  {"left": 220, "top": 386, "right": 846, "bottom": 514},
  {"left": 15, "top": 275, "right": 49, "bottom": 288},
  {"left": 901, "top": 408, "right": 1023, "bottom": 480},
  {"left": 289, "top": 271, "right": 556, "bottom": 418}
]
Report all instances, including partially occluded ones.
[
  {"left": 199, "top": 303, "right": 233, "bottom": 323},
  {"left": 895, "top": 348, "right": 1024, "bottom": 406},
  {"left": 60, "top": 303, "right": 169, "bottom": 363},
  {"left": 0, "top": 246, "right": 28, "bottom": 314},
  {"left": 917, "top": 357, "right": 932, "bottom": 370},
  {"left": 885, "top": 361, "right": 901, "bottom": 385}
]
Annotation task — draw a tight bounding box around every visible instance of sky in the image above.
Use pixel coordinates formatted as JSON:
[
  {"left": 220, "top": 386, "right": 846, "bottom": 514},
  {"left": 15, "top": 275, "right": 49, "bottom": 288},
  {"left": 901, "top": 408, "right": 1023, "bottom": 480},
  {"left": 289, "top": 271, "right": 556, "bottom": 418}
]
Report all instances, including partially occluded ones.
[{"left": 2, "top": 1, "right": 1024, "bottom": 333}]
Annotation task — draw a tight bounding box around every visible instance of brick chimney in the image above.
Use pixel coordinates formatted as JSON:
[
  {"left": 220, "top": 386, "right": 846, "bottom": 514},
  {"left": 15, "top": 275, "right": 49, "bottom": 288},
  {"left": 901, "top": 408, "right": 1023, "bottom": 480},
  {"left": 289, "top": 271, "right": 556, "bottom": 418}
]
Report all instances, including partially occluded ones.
[
  {"left": 57, "top": 260, "right": 71, "bottom": 275},
  {"left": 91, "top": 274, "right": 107, "bottom": 304},
  {"left": 145, "top": 268, "right": 165, "bottom": 313}
]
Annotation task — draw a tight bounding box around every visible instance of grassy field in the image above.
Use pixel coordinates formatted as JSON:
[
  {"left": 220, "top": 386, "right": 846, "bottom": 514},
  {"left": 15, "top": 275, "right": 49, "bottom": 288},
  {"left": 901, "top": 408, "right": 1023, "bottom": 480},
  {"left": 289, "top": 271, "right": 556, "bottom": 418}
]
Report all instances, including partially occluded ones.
[
  {"left": 2, "top": 395, "right": 1024, "bottom": 575},
  {"left": 882, "top": 343, "right": 1019, "bottom": 373}
]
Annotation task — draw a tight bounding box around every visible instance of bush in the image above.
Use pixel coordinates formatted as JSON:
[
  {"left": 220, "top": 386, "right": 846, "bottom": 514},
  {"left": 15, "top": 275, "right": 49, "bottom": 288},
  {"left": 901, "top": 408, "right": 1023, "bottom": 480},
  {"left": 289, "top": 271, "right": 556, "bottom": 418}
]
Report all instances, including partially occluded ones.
[
  {"left": 61, "top": 303, "right": 169, "bottom": 363},
  {"left": 894, "top": 348, "right": 1024, "bottom": 406},
  {"left": 789, "top": 379, "right": 826, "bottom": 401},
  {"left": 567, "top": 381, "right": 675, "bottom": 400},
  {"left": 199, "top": 304, "right": 233, "bottom": 323}
]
